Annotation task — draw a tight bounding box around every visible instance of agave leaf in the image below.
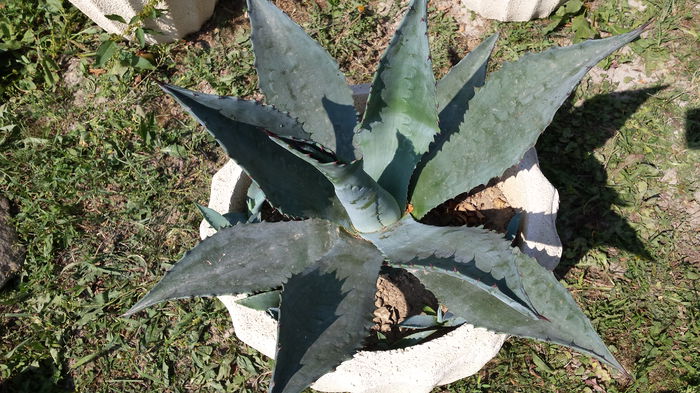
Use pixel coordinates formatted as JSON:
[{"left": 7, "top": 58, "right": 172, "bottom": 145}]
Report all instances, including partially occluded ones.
[
  {"left": 270, "top": 134, "right": 401, "bottom": 233},
  {"left": 267, "top": 307, "right": 281, "bottom": 320},
  {"left": 162, "top": 84, "right": 309, "bottom": 138},
  {"left": 364, "top": 217, "right": 543, "bottom": 320},
  {"left": 354, "top": 0, "right": 439, "bottom": 207},
  {"left": 436, "top": 34, "right": 498, "bottom": 136},
  {"left": 124, "top": 220, "right": 341, "bottom": 315},
  {"left": 235, "top": 290, "right": 281, "bottom": 311},
  {"left": 196, "top": 203, "right": 245, "bottom": 231},
  {"left": 411, "top": 26, "right": 646, "bottom": 218},
  {"left": 247, "top": 0, "right": 357, "bottom": 161},
  {"left": 443, "top": 316, "right": 467, "bottom": 328},
  {"left": 160, "top": 84, "right": 350, "bottom": 226},
  {"left": 399, "top": 314, "right": 440, "bottom": 329},
  {"left": 271, "top": 231, "right": 382, "bottom": 393},
  {"left": 246, "top": 180, "right": 266, "bottom": 222},
  {"left": 391, "top": 329, "right": 439, "bottom": 349},
  {"left": 505, "top": 212, "right": 522, "bottom": 241},
  {"left": 406, "top": 257, "right": 625, "bottom": 372}
]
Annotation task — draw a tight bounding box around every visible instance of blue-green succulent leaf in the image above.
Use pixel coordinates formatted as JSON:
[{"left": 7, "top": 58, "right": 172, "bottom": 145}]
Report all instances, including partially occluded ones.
[
  {"left": 354, "top": 0, "right": 440, "bottom": 207},
  {"left": 196, "top": 203, "right": 245, "bottom": 231},
  {"left": 436, "top": 34, "right": 498, "bottom": 136},
  {"left": 411, "top": 26, "right": 645, "bottom": 218},
  {"left": 392, "top": 329, "right": 438, "bottom": 348},
  {"left": 160, "top": 83, "right": 350, "bottom": 226},
  {"left": 246, "top": 180, "right": 266, "bottom": 222},
  {"left": 270, "top": 134, "right": 402, "bottom": 233},
  {"left": 506, "top": 212, "right": 522, "bottom": 241},
  {"left": 399, "top": 314, "right": 440, "bottom": 329},
  {"left": 364, "top": 217, "right": 542, "bottom": 320},
  {"left": 235, "top": 290, "right": 281, "bottom": 311},
  {"left": 271, "top": 231, "right": 382, "bottom": 393},
  {"left": 401, "top": 309, "right": 465, "bottom": 329},
  {"left": 124, "top": 220, "right": 342, "bottom": 315},
  {"left": 247, "top": 0, "right": 357, "bottom": 161},
  {"left": 162, "top": 84, "right": 309, "bottom": 138},
  {"left": 224, "top": 212, "right": 248, "bottom": 224},
  {"left": 407, "top": 258, "right": 625, "bottom": 372},
  {"left": 443, "top": 316, "right": 467, "bottom": 328}
]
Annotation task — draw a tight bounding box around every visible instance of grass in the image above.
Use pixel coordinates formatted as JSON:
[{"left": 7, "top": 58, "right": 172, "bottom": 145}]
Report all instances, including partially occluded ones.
[{"left": 0, "top": 0, "right": 698, "bottom": 392}]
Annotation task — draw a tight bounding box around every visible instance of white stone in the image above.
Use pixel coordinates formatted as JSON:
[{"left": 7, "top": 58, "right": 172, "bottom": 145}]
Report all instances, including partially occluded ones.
[
  {"left": 68, "top": 0, "right": 217, "bottom": 44},
  {"left": 461, "top": 0, "right": 565, "bottom": 21},
  {"left": 627, "top": 0, "right": 647, "bottom": 11},
  {"left": 499, "top": 148, "right": 563, "bottom": 270},
  {"left": 199, "top": 160, "right": 251, "bottom": 239}
]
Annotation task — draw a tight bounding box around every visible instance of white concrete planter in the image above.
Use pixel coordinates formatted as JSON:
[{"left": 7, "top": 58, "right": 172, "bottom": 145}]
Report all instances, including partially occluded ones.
[
  {"left": 199, "top": 87, "right": 563, "bottom": 393},
  {"left": 68, "top": 0, "right": 217, "bottom": 44},
  {"left": 462, "top": 0, "right": 566, "bottom": 21}
]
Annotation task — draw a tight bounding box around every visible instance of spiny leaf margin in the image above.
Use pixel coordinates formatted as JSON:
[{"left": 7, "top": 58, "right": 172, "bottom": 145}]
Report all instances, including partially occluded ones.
[
  {"left": 269, "top": 134, "right": 401, "bottom": 233},
  {"left": 363, "top": 216, "right": 543, "bottom": 320},
  {"left": 406, "top": 258, "right": 625, "bottom": 373},
  {"left": 354, "top": 0, "right": 440, "bottom": 207},
  {"left": 124, "top": 220, "right": 341, "bottom": 316},
  {"left": 271, "top": 231, "right": 382, "bottom": 393},
  {"left": 411, "top": 26, "right": 646, "bottom": 218},
  {"left": 247, "top": 0, "right": 357, "bottom": 161},
  {"left": 159, "top": 83, "right": 351, "bottom": 226}
]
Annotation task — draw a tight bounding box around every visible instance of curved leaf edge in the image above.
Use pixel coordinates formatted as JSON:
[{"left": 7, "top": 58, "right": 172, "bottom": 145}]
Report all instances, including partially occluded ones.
[
  {"left": 158, "top": 82, "right": 311, "bottom": 139},
  {"left": 271, "top": 231, "right": 382, "bottom": 393},
  {"left": 123, "top": 220, "right": 341, "bottom": 316},
  {"left": 246, "top": 0, "right": 358, "bottom": 161},
  {"left": 410, "top": 24, "right": 648, "bottom": 219}
]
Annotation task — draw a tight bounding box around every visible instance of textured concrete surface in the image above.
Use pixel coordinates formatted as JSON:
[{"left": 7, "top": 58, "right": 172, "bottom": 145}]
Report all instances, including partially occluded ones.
[
  {"left": 68, "top": 0, "right": 217, "bottom": 43},
  {"left": 499, "top": 148, "right": 563, "bottom": 270},
  {"left": 199, "top": 160, "right": 251, "bottom": 240},
  {"left": 462, "top": 0, "right": 565, "bottom": 21}
]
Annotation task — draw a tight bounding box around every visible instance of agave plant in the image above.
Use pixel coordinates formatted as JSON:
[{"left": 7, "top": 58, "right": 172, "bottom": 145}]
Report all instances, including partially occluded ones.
[{"left": 126, "top": 0, "right": 644, "bottom": 391}]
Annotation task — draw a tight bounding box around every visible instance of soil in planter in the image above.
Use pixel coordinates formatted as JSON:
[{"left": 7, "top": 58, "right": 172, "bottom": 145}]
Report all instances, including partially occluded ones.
[
  {"left": 260, "top": 180, "right": 516, "bottom": 232},
  {"left": 252, "top": 182, "right": 517, "bottom": 350},
  {"left": 364, "top": 184, "right": 517, "bottom": 350},
  {"left": 365, "top": 266, "right": 439, "bottom": 348},
  {"left": 260, "top": 201, "right": 301, "bottom": 222},
  {"left": 420, "top": 181, "right": 516, "bottom": 232}
]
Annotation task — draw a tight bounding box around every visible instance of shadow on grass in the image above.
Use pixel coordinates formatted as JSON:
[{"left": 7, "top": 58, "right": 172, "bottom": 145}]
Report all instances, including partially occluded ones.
[
  {"left": 0, "top": 359, "right": 74, "bottom": 393},
  {"left": 686, "top": 108, "right": 700, "bottom": 149},
  {"left": 189, "top": 0, "right": 246, "bottom": 44},
  {"left": 536, "top": 87, "right": 664, "bottom": 277}
]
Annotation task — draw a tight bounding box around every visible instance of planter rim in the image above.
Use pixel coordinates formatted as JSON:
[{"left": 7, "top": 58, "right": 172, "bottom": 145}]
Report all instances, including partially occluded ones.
[
  {"left": 198, "top": 85, "right": 563, "bottom": 393},
  {"left": 203, "top": 150, "right": 562, "bottom": 393},
  {"left": 460, "top": 0, "right": 566, "bottom": 21},
  {"left": 68, "top": 0, "right": 218, "bottom": 44}
]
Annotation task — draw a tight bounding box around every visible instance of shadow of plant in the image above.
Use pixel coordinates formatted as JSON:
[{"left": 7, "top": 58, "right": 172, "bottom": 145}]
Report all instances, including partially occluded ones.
[
  {"left": 188, "top": 0, "right": 246, "bottom": 41},
  {"left": 0, "top": 358, "right": 73, "bottom": 393},
  {"left": 536, "top": 87, "right": 663, "bottom": 277},
  {"left": 686, "top": 108, "right": 699, "bottom": 149}
]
